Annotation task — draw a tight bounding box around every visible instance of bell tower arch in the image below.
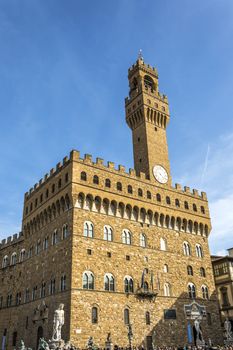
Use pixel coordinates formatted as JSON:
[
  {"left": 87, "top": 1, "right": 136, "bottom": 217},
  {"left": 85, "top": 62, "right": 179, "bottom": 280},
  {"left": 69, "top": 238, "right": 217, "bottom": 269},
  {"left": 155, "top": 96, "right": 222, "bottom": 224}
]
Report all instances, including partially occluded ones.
[{"left": 125, "top": 55, "right": 171, "bottom": 186}]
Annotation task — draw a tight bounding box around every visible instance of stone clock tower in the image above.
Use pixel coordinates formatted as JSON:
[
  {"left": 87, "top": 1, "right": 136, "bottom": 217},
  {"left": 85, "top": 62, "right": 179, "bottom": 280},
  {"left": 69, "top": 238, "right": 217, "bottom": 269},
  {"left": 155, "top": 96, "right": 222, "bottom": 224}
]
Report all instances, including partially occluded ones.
[{"left": 125, "top": 55, "right": 171, "bottom": 186}]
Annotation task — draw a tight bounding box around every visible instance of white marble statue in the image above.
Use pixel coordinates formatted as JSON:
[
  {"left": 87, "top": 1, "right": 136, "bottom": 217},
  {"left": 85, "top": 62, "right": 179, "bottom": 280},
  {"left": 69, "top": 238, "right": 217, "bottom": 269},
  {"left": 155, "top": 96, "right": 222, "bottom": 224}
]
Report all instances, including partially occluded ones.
[
  {"left": 194, "top": 318, "right": 204, "bottom": 345},
  {"left": 52, "top": 303, "right": 65, "bottom": 341},
  {"left": 224, "top": 318, "right": 233, "bottom": 340}
]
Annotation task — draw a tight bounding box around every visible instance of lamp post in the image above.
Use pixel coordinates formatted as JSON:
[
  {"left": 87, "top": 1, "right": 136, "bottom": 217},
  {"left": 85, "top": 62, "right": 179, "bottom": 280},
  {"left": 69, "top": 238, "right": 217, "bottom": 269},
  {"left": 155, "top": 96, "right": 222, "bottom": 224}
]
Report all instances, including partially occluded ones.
[{"left": 127, "top": 323, "right": 133, "bottom": 350}]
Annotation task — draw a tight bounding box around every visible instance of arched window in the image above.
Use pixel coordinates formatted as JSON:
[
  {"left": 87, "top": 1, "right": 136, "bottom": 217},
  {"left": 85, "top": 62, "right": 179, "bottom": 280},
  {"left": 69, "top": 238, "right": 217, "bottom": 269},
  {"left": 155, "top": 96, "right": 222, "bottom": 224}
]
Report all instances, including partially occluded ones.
[
  {"left": 105, "top": 179, "right": 111, "bottom": 188},
  {"left": 144, "top": 75, "right": 155, "bottom": 91},
  {"left": 124, "top": 276, "right": 134, "bottom": 293},
  {"left": 104, "top": 225, "right": 113, "bottom": 241},
  {"left": 2, "top": 255, "right": 8, "bottom": 268},
  {"left": 60, "top": 274, "right": 66, "bottom": 291},
  {"left": 196, "top": 244, "right": 203, "bottom": 258},
  {"left": 93, "top": 175, "right": 99, "bottom": 185},
  {"left": 80, "top": 171, "right": 87, "bottom": 181},
  {"left": 104, "top": 273, "right": 115, "bottom": 291},
  {"left": 117, "top": 182, "right": 122, "bottom": 191},
  {"left": 52, "top": 230, "right": 58, "bottom": 246},
  {"left": 187, "top": 265, "right": 193, "bottom": 276},
  {"left": 83, "top": 271, "right": 94, "bottom": 290},
  {"left": 145, "top": 311, "right": 150, "bottom": 325},
  {"left": 166, "top": 196, "right": 171, "bottom": 205},
  {"left": 122, "top": 229, "right": 132, "bottom": 245},
  {"left": 202, "top": 285, "right": 209, "bottom": 299},
  {"left": 164, "top": 283, "right": 171, "bottom": 296},
  {"left": 184, "top": 201, "right": 189, "bottom": 210},
  {"left": 140, "top": 233, "right": 146, "bottom": 248},
  {"left": 193, "top": 204, "right": 197, "bottom": 212},
  {"left": 84, "top": 221, "right": 94, "bottom": 238},
  {"left": 200, "top": 267, "right": 206, "bottom": 277},
  {"left": 11, "top": 253, "right": 17, "bottom": 266},
  {"left": 92, "top": 306, "right": 98, "bottom": 324},
  {"left": 175, "top": 199, "right": 180, "bottom": 207},
  {"left": 124, "top": 308, "right": 130, "bottom": 325},
  {"left": 156, "top": 193, "right": 161, "bottom": 202},
  {"left": 183, "top": 242, "right": 191, "bottom": 256},
  {"left": 143, "top": 281, "right": 149, "bottom": 292},
  {"left": 62, "top": 224, "right": 69, "bottom": 239},
  {"left": 147, "top": 191, "right": 151, "bottom": 199},
  {"left": 160, "top": 237, "right": 167, "bottom": 251},
  {"left": 201, "top": 206, "right": 205, "bottom": 214},
  {"left": 19, "top": 249, "right": 26, "bottom": 262},
  {"left": 138, "top": 188, "right": 143, "bottom": 197},
  {"left": 188, "top": 283, "right": 196, "bottom": 299},
  {"left": 128, "top": 185, "right": 133, "bottom": 194},
  {"left": 43, "top": 237, "right": 48, "bottom": 250},
  {"left": 164, "top": 264, "right": 168, "bottom": 273},
  {"left": 49, "top": 278, "right": 56, "bottom": 295}
]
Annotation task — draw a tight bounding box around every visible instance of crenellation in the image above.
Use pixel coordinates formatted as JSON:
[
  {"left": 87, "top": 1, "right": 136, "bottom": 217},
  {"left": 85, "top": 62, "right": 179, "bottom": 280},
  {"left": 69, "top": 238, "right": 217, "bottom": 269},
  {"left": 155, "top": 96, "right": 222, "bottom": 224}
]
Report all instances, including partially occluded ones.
[
  {"left": 129, "top": 168, "right": 136, "bottom": 177},
  {"left": 50, "top": 168, "right": 55, "bottom": 175},
  {"left": 56, "top": 161, "right": 62, "bottom": 170},
  {"left": 96, "top": 158, "right": 104, "bottom": 166},
  {"left": 193, "top": 189, "right": 199, "bottom": 197},
  {"left": 201, "top": 191, "right": 207, "bottom": 200},
  {"left": 63, "top": 156, "right": 69, "bottom": 165},
  {"left": 118, "top": 165, "right": 125, "bottom": 173},
  {"left": 39, "top": 179, "right": 43, "bottom": 185},
  {"left": 44, "top": 173, "right": 49, "bottom": 181},
  {"left": 175, "top": 183, "right": 182, "bottom": 191},
  {"left": 107, "top": 161, "right": 115, "bottom": 169},
  {"left": 184, "top": 186, "right": 190, "bottom": 194},
  {"left": 84, "top": 153, "right": 92, "bottom": 163},
  {"left": 70, "top": 149, "right": 80, "bottom": 161}
]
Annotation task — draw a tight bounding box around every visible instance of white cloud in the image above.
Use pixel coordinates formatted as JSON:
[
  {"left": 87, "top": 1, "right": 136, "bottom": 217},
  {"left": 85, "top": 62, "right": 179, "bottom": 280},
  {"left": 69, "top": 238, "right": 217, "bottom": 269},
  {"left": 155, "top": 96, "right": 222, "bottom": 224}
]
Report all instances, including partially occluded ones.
[{"left": 175, "top": 132, "right": 233, "bottom": 255}]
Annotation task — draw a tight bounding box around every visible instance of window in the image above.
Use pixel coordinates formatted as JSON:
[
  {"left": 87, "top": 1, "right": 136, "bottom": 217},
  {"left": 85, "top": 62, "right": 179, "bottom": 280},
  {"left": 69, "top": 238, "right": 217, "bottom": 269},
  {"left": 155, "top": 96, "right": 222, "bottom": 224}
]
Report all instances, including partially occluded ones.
[
  {"left": 164, "top": 283, "right": 171, "bottom": 296},
  {"left": 146, "top": 311, "right": 150, "bottom": 325},
  {"left": 46, "top": 189, "right": 49, "bottom": 198},
  {"left": 58, "top": 179, "right": 62, "bottom": 188},
  {"left": 28, "top": 246, "right": 33, "bottom": 258},
  {"left": 35, "top": 240, "right": 41, "bottom": 254},
  {"left": 62, "top": 224, "right": 69, "bottom": 239},
  {"left": 127, "top": 185, "right": 133, "bottom": 194},
  {"left": 138, "top": 188, "right": 143, "bottom": 197},
  {"left": 124, "top": 308, "right": 130, "bottom": 325},
  {"left": 16, "top": 292, "right": 21, "bottom": 305},
  {"left": 160, "top": 237, "right": 167, "bottom": 251},
  {"left": 201, "top": 206, "right": 205, "bottom": 214},
  {"left": 81, "top": 171, "right": 87, "bottom": 181},
  {"left": 32, "top": 287, "right": 37, "bottom": 301},
  {"left": 83, "top": 271, "right": 94, "bottom": 290},
  {"left": 60, "top": 275, "right": 66, "bottom": 291},
  {"left": 202, "top": 285, "right": 209, "bottom": 299},
  {"left": 7, "top": 294, "right": 12, "bottom": 307},
  {"left": 52, "top": 230, "right": 58, "bottom": 245},
  {"left": 183, "top": 242, "right": 191, "bottom": 256},
  {"left": 87, "top": 249, "right": 92, "bottom": 255},
  {"left": 19, "top": 249, "right": 26, "bottom": 262},
  {"left": 24, "top": 289, "right": 30, "bottom": 303},
  {"left": 49, "top": 279, "right": 56, "bottom": 295},
  {"left": 40, "top": 282, "right": 46, "bottom": 298},
  {"left": 65, "top": 173, "right": 69, "bottom": 183},
  {"left": 207, "top": 313, "right": 212, "bottom": 325},
  {"left": 184, "top": 201, "right": 189, "bottom": 210},
  {"left": 144, "top": 75, "right": 155, "bottom": 91},
  {"left": 175, "top": 199, "right": 180, "bottom": 207},
  {"left": 104, "top": 273, "right": 115, "bottom": 291},
  {"left": 2, "top": 255, "right": 8, "bottom": 268},
  {"left": 220, "top": 287, "right": 229, "bottom": 306},
  {"left": 147, "top": 191, "right": 151, "bottom": 199},
  {"left": 124, "top": 276, "right": 134, "bottom": 293},
  {"left": 92, "top": 307, "right": 98, "bottom": 324},
  {"left": 187, "top": 265, "right": 193, "bottom": 276},
  {"left": 104, "top": 225, "right": 113, "bottom": 241},
  {"left": 193, "top": 204, "right": 197, "bottom": 212},
  {"left": 126, "top": 255, "right": 130, "bottom": 261},
  {"left": 164, "top": 264, "right": 168, "bottom": 273},
  {"left": 200, "top": 267, "right": 206, "bottom": 277},
  {"left": 122, "top": 229, "right": 132, "bottom": 245},
  {"left": 43, "top": 237, "right": 49, "bottom": 250},
  {"left": 156, "top": 193, "right": 161, "bottom": 202},
  {"left": 166, "top": 196, "right": 171, "bottom": 205},
  {"left": 40, "top": 194, "right": 43, "bottom": 203},
  {"left": 105, "top": 179, "right": 111, "bottom": 188},
  {"left": 140, "top": 233, "right": 146, "bottom": 248},
  {"left": 52, "top": 184, "right": 55, "bottom": 193},
  {"left": 93, "top": 175, "right": 99, "bottom": 185},
  {"left": 84, "top": 221, "right": 94, "bottom": 238},
  {"left": 188, "top": 283, "right": 196, "bottom": 299},
  {"left": 117, "top": 182, "right": 122, "bottom": 191},
  {"left": 10, "top": 253, "right": 17, "bottom": 266},
  {"left": 0, "top": 296, "right": 3, "bottom": 309},
  {"left": 196, "top": 244, "right": 203, "bottom": 258}
]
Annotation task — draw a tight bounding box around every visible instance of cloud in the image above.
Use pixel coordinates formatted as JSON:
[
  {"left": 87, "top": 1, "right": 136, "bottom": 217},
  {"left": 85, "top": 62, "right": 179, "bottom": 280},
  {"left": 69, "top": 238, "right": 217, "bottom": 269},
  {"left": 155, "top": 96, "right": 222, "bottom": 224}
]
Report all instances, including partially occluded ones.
[{"left": 175, "top": 132, "right": 233, "bottom": 255}]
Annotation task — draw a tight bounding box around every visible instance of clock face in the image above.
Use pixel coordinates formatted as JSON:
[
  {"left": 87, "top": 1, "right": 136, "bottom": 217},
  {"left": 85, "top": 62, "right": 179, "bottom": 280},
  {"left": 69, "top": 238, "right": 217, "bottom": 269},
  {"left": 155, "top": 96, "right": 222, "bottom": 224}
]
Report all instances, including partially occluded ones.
[{"left": 153, "top": 165, "right": 168, "bottom": 184}]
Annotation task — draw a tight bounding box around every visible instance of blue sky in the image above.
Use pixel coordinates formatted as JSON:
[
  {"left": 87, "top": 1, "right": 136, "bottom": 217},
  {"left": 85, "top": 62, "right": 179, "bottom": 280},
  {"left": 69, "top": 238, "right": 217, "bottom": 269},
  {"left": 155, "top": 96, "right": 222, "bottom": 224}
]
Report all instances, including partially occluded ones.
[{"left": 0, "top": 0, "right": 233, "bottom": 254}]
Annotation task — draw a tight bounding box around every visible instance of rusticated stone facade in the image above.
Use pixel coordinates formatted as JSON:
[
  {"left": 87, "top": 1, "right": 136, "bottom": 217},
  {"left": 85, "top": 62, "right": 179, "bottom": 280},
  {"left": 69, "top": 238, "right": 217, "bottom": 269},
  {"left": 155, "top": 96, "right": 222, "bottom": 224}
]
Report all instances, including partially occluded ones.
[{"left": 0, "top": 57, "right": 223, "bottom": 349}]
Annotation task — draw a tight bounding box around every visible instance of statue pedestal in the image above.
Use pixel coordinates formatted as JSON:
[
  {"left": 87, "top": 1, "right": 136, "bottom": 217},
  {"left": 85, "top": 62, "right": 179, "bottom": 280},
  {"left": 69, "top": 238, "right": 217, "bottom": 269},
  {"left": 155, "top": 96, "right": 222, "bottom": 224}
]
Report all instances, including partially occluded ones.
[
  {"left": 105, "top": 341, "right": 113, "bottom": 350},
  {"left": 48, "top": 339, "right": 65, "bottom": 349}
]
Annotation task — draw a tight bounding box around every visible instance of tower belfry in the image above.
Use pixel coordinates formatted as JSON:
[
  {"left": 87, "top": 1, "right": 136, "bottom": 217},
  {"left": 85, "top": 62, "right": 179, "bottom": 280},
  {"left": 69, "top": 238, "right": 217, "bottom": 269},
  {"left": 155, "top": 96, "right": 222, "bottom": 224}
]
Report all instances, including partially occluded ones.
[{"left": 125, "top": 56, "right": 171, "bottom": 186}]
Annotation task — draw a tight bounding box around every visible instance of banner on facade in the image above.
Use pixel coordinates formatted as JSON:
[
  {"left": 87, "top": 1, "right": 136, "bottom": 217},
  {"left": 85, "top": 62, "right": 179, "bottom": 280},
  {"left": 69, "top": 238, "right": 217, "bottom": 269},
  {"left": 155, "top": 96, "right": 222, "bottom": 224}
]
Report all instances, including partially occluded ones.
[{"left": 184, "top": 301, "right": 206, "bottom": 320}]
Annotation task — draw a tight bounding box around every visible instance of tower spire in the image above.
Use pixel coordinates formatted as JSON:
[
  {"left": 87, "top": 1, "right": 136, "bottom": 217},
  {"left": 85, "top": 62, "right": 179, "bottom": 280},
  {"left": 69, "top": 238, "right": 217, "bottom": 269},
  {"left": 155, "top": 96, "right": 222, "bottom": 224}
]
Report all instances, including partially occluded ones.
[{"left": 138, "top": 49, "right": 143, "bottom": 61}]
